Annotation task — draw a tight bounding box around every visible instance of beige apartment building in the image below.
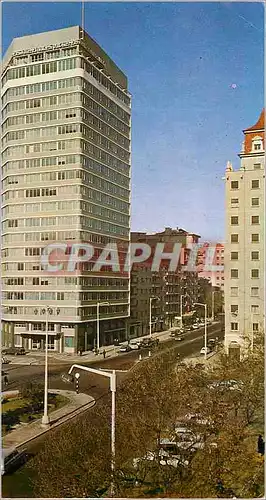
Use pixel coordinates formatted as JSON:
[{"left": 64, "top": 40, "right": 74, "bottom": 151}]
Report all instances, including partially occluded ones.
[
  {"left": 1, "top": 26, "right": 131, "bottom": 353},
  {"left": 224, "top": 110, "right": 265, "bottom": 352}
]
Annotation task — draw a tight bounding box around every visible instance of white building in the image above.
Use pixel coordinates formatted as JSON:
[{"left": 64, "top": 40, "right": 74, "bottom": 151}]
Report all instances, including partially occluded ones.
[
  {"left": 224, "top": 110, "right": 265, "bottom": 352},
  {"left": 1, "top": 26, "right": 131, "bottom": 353}
]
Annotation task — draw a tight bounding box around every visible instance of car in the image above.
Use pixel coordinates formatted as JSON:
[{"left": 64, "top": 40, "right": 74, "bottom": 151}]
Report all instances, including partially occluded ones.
[
  {"left": 2, "top": 347, "right": 26, "bottom": 356},
  {"left": 192, "top": 324, "right": 199, "bottom": 330},
  {"left": 128, "top": 340, "right": 140, "bottom": 350},
  {"left": 2, "top": 357, "right": 11, "bottom": 364},
  {"left": 200, "top": 346, "right": 211, "bottom": 355},
  {"left": 170, "top": 329, "right": 179, "bottom": 337},
  {"left": 2, "top": 447, "right": 27, "bottom": 475},
  {"left": 140, "top": 338, "right": 159, "bottom": 348},
  {"left": 208, "top": 380, "right": 243, "bottom": 391},
  {"left": 61, "top": 373, "right": 74, "bottom": 384},
  {"left": 174, "top": 335, "right": 184, "bottom": 342},
  {"left": 119, "top": 344, "right": 132, "bottom": 353}
]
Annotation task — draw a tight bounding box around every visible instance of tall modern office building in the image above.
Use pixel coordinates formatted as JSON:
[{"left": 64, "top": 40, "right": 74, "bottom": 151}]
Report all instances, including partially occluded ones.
[
  {"left": 1, "top": 26, "right": 131, "bottom": 354},
  {"left": 224, "top": 110, "right": 265, "bottom": 352}
]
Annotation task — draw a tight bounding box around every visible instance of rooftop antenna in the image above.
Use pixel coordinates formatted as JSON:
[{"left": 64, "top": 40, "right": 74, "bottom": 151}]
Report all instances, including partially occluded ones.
[{"left": 81, "top": 2, "right": 85, "bottom": 39}]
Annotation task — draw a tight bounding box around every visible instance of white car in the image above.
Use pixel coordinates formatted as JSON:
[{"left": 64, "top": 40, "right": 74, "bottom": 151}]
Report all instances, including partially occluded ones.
[
  {"left": 128, "top": 340, "right": 140, "bottom": 350},
  {"left": 192, "top": 324, "right": 199, "bottom": 330},
  {"left": 200, "top": 346, "right": 211, "bottom": 355}
]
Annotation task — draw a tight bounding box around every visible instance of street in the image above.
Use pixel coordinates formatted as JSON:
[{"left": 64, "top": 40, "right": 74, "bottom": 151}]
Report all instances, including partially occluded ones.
[{"left": 4, "top": 323, "right": 223, "bottom": 399}]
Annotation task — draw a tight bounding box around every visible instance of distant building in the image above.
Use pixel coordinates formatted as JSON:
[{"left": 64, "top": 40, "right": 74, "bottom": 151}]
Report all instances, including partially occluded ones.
[
  {"left": 198, "top": 242, "right": 224, "bottom": 290},
  {"left": 224, "top": 110, "right": 265, "bottom": 352},
  {"left": 130, "top": 227, "right": 209, "bottom": 335}
]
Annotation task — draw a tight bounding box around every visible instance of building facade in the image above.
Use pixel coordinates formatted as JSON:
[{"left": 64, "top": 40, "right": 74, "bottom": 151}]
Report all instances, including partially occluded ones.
[
  {"left": 198, "top": 242, "right": 224, "bottom": 290},
  {"left": 1, "top": 26, "right": 131, "bottom": 353},
  {"left": 130, "top": 227, "right": 207, "bottom": 334},
  {"left": 224, "top": 110, "right": 265, "bottom": 351}
]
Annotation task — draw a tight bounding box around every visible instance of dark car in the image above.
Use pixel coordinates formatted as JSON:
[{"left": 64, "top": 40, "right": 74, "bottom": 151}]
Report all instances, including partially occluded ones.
[
  {"left": 2, "top": 347, "right": 26, "bottom": 356},
  {"left": 140, "top": 338, "right": 159, "bottom": 348},
  {"left": 2, "top": 447, "right": 28, "bottom": 475},
  {"left": 174, "top": 335, "right": 184, "bottom": 342}
]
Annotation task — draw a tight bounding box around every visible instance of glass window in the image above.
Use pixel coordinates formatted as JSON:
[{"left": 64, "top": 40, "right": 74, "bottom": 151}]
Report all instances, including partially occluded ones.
[
  {"left": 252, "top": 323, "right": 259, "bottom": 332},
  {"left": 231, "top": 181, "right": 239, "bottom": 189},
  {"left": 251, "top": 197, "right": 259, "bottom": 206},
  {"left": 231, "top": 216, "right": 239, "bottom": 225},
  {"left": 251, "top": 251, "right": 259, "bottom": 260},
  {"left": 251, "top": 216, "right": 259, "bottom": 225},
  {"left": 230, "top": 287, "right": 238, "bottom": 297},
  {"left": 231, "top": 252, "right": 238, "bottom": 260},
  {"left": 231, "top": 322, "right": 238, "bottom": 331},
  {"left": 251, "top": 305, "right": 259, "bottom": 314},
  {"left": 251, "top": 234, "right": 259, "bottom": 243},
  {"left": 251, "top": 269, "right": 259, "bottom": 279},
  {"left": 231, "top": 305, "right": 238, "bottom": 314},
  {"left": 231, "top": 198, "right": 239, "bottom": 206},
  {"left": 231, "top": 234, "right": 238, "bottom": 243},
  {"left": 254, "top": 163, "right": 261, "bottom": 170},
  {"left": 64, "top": 336, "right": 74, "bottom": 347},
  {"left": 252, "top": 180, "right": 260, "bottom": 189},
  {"left": 251, "top": 287, "right": 259, "bottom": 296},
  {"left": 231, "top": 269, "right": 239, "bottom": 278}
]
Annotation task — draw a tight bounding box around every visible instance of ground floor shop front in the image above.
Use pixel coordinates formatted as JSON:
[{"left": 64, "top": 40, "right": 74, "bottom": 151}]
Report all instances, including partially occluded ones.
[{"left": 2, "top": 317, "right": 128, "bottom": 355}]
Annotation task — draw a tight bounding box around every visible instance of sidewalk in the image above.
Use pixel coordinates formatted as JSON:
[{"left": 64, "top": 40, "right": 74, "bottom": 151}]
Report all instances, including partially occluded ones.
[
  {"left": 2, "top": 389, "right": 95, "bottom": 449},
  {"left": 9, "top": 329, "right": 173, "bottom": 365}
]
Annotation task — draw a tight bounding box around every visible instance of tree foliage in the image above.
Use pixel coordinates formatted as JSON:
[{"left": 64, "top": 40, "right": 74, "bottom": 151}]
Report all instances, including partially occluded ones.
[{"left": 28, "top": 339, "right": 264, "bottom": 498}]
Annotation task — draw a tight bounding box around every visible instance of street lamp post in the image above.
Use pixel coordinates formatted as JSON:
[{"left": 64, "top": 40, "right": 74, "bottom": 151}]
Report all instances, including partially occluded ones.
[
  {"left": 211, "top": 289, "right": 219, "bottom": 322},
  {"left": 149, "top": 297, "right": 158, "bottom": 337},
  {"left": 42, "top": 305, "right": 52, "bottom": 426},
  {"left": 96, "top": 301, "right": 110, "bottom": 354},
  {"left": 68, "top": 364, "right": 116, "bottom": 496},
  {"left": 194, "top": 302, "right": 207, "bottom": 360},
  {"left": 180, "top": 294, "right": 185, "bottom": 329}
]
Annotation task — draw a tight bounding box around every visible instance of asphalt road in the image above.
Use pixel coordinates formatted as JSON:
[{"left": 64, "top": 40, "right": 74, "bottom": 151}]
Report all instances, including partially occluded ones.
[
  {"left": 2, "top": 323, "right": 224, "bottom": 496},
  {"left": 4, "top": 323, "right": 223, "bottom": 400}
]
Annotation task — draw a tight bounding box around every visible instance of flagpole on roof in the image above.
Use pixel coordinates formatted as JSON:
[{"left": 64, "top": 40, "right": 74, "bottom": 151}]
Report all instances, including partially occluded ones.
[{"left": 81, "top": 2, "right": 85, "bottom": 38}]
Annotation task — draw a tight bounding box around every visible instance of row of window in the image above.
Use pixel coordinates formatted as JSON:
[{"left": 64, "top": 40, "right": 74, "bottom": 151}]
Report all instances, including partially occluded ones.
[
  {"left": 3, "top": 121, "right": 130, "bottom": 155},
  {"left": 229, "top": 304, "right": 260, "bottom": 314},
  {"left": 3, "top": 304, "right": 128, "bottom": 317},
  {"left": 230, "top": 249, "right": 260, "bottom": 260},
  {"left": 230, "top": 322, "right": 260, "bottom": 332},
  {"left": 230, "top": 197, "right": 261, "bottom": 207},
  {"left": 2, "top": 138, "right": 130, "bottom": 175},
  {"left": 230, "top": 269, "right": 261, "bottom": 279},
  {"left": 2, "top": 56, "right": 130, "bottom": 107},
  {"left": 231, "top": 233, "right": 260, "bottom": 244},
  {"left": 3, "top": 275, "right": 129, "bottom": 288},
  {"left": 11, "top": 47, "right": 77, "bottom": 66},
  {"left": 3, "top": 154, "right": 130, "bottom": 180},
  {"left": 2, "top": 138, "right": 80, "bottom": 160},
  {"left": 231, "top": 179, "right": 261, "bottom": 189},
  {"left": 2, "top": 167, "right": 129, "bottom": 191},
  {"left": 231, "top": 215, "right": 260, "bottom": 225},
  {"left": 2, "top": 76, "right": 130, "bottom": 131},
  {"left": 230, "top": 286, "right": 259, "bottom": 297},
  {"left": 3, "top": 291, "right": 126, "bottom": 301},
  {"left": 3, "top": 198, "right": 129, "bottom": 220}
]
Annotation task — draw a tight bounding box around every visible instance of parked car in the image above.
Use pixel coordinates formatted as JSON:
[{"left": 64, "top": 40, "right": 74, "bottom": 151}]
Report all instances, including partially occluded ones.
[
  {"left": 200, "top": 346, "right": 211, "bottom": 355},
  {"left": 2, "top": 357, "right": 11, "bottom": 364},
  {"left": 170, "top": 329, "right": 180, "bottom": 337},
  {"left": 140, "top": 338, "right": 159, "bottom": 348},
  {"left": 128, "top": 340, "right": 140, "bottom": 350},
  {"left": 207, "top": 339, "right": 216, "bottom": 349},
  {"left": 2, "top": 371, "right": 9, "bottom": 387},
  {"left": 2, "top": 347, "right": 26, "bottom": 356},
  {"left": 192, "top": 324, "right": 199, "bottom": 330},
  {"left": 208, "top": 380, "right": 243, "bottom": 391},
  {"left": 174, "top": 335, "right": 184, "bottom": 342},
  {"left": 119, "top": 344, "right": 132, "bottom": 353},
  {"left": 2, "top": 447, "right": 27, "bottom": 475}
]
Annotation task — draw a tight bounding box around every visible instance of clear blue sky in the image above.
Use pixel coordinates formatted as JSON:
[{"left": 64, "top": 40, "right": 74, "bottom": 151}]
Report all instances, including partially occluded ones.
[{"left": 2, "top": 2, "right": 264, "bottom": 241}]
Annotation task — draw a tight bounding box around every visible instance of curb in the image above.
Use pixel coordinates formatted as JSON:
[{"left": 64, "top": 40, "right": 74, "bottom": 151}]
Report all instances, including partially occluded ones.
[{"left": 3, "top": 392, "right": 95, "bottom": 450}]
